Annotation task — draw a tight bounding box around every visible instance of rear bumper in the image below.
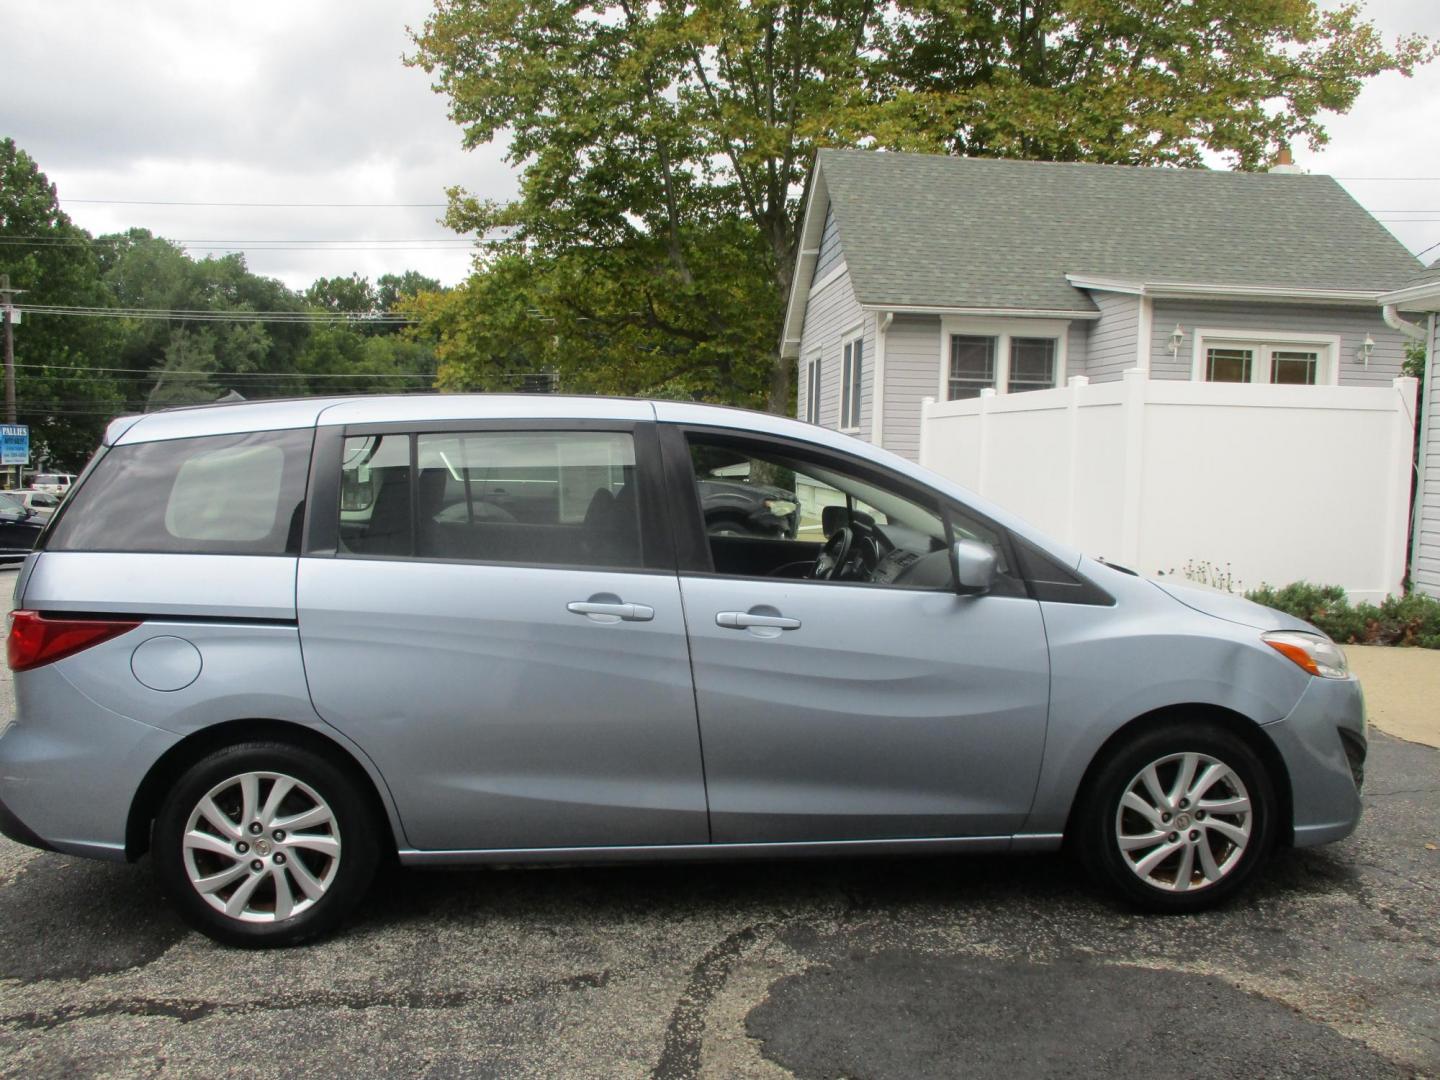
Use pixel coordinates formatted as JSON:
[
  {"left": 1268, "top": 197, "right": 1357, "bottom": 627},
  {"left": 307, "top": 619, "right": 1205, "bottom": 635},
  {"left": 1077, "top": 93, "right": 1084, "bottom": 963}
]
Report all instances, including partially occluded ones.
[
  {"left": 0, "top": 787, "right": 56, "bottom": 853},
  {"left": 0, "top": 663, "right": 180, "bottom": 861},
  {"left": 1264, "top": 675, "right": 1367, "bottom": 848}
]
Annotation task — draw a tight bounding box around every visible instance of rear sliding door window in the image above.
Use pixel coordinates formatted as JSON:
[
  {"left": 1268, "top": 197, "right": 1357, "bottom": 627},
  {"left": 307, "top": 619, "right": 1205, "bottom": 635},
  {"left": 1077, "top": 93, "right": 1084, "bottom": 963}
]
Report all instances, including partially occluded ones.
[
  {"left": 338, "top": 429, "right": 642, "bottom": 568},
  {"left": 45, "top": 429, "right": 313, "bottom": 555}
]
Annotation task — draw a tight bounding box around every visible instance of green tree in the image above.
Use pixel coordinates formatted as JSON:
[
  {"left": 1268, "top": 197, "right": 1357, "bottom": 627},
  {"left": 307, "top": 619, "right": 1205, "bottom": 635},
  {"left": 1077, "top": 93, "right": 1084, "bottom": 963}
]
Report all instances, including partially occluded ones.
[
  {"left": 306, "top": 273, "right": 378, "bottom": 316},
  {"left": 411, "top": 0, "right": 1434, "bottom": 411},
  {"left": 296, "top": 323, "right": 438, "bottom": 397},
  {"left": 99, "top": 230, "right": 320, "bottom": 406},
  {"left": 376, "top": 271, "right": 441, "bottom": 317},
  {"left": 0, "top": 138, "right": 124, "bottom": 468}
]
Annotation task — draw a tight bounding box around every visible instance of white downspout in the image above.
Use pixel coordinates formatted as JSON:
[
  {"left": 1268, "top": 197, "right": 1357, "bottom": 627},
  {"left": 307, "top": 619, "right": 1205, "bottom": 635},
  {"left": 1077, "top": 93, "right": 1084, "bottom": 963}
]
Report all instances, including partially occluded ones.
[
  {"left": 870, "top": 311, "right": 892, "bottom": 447},
  {"left": 1384, "top": 304, "right": 1427, "bottom": 343}
]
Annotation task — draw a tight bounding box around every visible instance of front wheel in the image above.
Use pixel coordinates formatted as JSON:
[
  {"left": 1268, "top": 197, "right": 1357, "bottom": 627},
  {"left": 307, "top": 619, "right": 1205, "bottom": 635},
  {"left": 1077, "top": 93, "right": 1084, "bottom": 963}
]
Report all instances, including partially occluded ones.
[
  {"left": 1074, "top": 723, "right": 1279, "bottom": 912},
  {"left": 153, "top": 741, "right": 380, "bottom": 947}
]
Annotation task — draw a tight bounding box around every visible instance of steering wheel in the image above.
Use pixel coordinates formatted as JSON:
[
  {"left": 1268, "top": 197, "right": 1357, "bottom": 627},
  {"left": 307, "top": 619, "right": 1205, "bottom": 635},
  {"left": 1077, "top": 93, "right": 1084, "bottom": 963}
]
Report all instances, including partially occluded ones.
[{"left": 813, "top": 525, "right": 853, "bottom": 580}]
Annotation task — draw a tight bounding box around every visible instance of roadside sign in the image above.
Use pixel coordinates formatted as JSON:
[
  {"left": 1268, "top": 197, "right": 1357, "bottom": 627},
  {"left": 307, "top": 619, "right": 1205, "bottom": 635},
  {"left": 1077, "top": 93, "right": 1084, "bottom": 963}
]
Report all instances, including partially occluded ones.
[{"left": 1, "top": 425, "right": 30, "bottom": 466}]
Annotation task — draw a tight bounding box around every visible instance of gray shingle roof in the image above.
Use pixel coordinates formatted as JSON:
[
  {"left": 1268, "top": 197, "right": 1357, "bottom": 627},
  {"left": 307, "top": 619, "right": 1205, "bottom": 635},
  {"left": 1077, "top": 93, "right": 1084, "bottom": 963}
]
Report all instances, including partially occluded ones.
[
  {"left": 1403, "top": 258, "right": 1440, "bottom": 290},
  {"left": 818, "top": 149, "right": 1424, "bottom": 312}
]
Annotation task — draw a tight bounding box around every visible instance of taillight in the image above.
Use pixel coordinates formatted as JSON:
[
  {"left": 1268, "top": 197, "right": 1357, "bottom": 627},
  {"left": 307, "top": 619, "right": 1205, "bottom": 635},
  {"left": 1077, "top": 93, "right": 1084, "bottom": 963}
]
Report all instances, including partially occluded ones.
[{"left": 6, "top": 610, "right": 141, "bottom": 672}]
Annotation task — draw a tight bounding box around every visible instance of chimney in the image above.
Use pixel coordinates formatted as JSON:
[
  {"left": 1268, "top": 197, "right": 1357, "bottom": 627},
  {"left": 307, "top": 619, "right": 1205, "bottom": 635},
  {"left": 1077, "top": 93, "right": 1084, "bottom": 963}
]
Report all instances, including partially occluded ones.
[{"left": 1269, "top": 144, "right": 1303, "bottom": 175}]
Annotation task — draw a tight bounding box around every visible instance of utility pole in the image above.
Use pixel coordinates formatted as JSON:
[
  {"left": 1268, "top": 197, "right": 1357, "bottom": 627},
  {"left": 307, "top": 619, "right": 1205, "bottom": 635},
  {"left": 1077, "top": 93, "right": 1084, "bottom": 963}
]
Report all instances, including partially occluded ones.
[
  {"left": 0, "top": 275, "right": 25, "bottom": 488},
  {"left": 0, "top": 274, "right": 19, "bottom": 424}
]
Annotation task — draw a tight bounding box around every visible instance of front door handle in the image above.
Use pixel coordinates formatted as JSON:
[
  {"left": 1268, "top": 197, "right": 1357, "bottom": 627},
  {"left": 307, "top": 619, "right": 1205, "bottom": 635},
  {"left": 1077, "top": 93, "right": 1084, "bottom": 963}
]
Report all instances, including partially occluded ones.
[
  {"left": 716, "top": 611, "right": 801, "bottom": 630},
  {"left": 567, "top": 600, "right": 655, "bottom": 623}
]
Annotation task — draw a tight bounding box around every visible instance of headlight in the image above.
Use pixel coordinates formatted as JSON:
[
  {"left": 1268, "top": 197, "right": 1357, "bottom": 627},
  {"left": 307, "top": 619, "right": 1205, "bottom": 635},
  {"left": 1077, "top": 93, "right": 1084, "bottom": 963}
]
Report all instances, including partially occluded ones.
[
  {"left": 1262, "top": 631, "right": 1349, "bottom": 679},
  {"left": 763, "top": 499, "right": 798, "bottom": 517}
]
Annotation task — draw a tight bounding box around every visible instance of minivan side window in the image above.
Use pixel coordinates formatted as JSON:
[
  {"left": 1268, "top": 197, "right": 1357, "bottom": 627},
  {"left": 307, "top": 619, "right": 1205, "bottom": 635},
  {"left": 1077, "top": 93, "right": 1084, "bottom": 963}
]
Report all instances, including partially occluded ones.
[
  {"left": 337, "top": 433, "right": 412, "bottom": 557},
  {"left": 337, "top": 429, "right": 643, "bottom": 569},
  {"left": 45, "top": 429, "right": 313, "bottom": 555},
  {"left": 684, "top": 432, "right": 1021, "bottom": 594}
]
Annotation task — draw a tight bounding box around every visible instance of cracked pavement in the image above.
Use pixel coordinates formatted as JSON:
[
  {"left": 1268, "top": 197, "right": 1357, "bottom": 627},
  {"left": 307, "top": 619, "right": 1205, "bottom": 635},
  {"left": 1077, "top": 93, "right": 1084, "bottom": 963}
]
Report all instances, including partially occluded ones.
[{"left": 1, "top": 571, "right": 1437, "bottom": 1078}]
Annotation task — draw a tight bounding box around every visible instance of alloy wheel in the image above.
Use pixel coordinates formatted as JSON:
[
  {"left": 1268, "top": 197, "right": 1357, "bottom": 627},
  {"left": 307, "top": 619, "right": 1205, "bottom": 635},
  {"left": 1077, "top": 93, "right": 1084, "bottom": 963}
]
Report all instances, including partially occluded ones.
[
  {"left": 1114, "top": 751, "right": 1252, "bottom": 893},
  {"left": 181, "top": 771, "right": 342, "bottom": 923}
]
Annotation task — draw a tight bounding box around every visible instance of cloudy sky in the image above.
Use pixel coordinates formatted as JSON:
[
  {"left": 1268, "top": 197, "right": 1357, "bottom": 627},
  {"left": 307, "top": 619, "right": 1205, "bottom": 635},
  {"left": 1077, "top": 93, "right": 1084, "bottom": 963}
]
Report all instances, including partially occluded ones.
[{"left": 3, "top": 0, "right": 1436, "bottom": 294}]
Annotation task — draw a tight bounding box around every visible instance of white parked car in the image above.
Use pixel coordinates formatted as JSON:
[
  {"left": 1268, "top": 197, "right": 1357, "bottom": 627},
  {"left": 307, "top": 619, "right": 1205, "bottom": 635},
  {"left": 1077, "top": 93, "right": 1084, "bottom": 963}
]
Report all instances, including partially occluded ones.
[
  {"left": 28, "top": 473, "right": 75, "bottom": 497},
  {"left": 3, "top": 490, "right": 61, "bottom": 519}
]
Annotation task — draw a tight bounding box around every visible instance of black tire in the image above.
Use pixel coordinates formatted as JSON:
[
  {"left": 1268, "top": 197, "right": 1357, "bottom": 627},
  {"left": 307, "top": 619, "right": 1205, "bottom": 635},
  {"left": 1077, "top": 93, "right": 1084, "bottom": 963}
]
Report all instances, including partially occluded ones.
[
  {"left": 706, "top": 513, "right": 764, "bottom": 538},
  {"left": 153, "top": 741, "right": 381, "bottom": 947},
  {"left": 1073, "top": 721, "right": 1279, "bottom": 913}
]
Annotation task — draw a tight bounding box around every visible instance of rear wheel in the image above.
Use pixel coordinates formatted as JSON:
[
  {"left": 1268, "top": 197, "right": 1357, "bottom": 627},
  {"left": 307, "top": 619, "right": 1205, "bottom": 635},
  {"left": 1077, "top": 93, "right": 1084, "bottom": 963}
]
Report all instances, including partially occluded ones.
[
  {"left": 153, "top": 741, "right": 380, "bottom": 947},
  {"left": 1074, "top": 722, "right": 1278, "bottom": 912}
]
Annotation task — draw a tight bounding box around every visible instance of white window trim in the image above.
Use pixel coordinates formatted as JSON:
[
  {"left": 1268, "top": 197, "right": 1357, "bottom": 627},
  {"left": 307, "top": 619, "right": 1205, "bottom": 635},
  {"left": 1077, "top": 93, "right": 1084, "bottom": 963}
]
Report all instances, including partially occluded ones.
[
  {"left": 838, "top": 324, "right": 865, "bottom": 432},
  {"left": 937, "top": 316, "right": 1069, "bottom": 399},
  {"left": 1190, "top": 328, "right": 1342, "bottom": 385},
  {"left": 802, "top": 349, "right": 822, "bottom": 425}
]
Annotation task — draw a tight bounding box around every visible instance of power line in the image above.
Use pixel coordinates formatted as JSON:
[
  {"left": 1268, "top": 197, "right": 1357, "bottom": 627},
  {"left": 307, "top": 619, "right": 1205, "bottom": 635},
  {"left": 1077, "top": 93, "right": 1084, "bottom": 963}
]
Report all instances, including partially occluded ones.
[
  {"left": 12, "top": 382, "right": 551, "bottom": 416},
  {"left": 16, "top": 305, "right": 417, "bottom": 324},
  {"left": 0, "top": 235, "right": 481, "bottom": 245},
  {"left": 0, "top": 241, "right": 487, "bottom": 253},
  {"left": 23, "top": 303, "right": 402, "bottom": 315},
  {"left": 12, "top": 361, "right": 435, "bottom": 379},
  {"left": 63, "top": 199, "right": 451, "bottom": 208}
]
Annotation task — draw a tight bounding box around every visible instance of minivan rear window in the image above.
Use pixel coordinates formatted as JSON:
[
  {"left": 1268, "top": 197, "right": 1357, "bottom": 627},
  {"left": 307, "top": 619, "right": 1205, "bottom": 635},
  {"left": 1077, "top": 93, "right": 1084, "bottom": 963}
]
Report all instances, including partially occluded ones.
[{"left": 45, "top": 429, "right": 313, "bottom": 556}]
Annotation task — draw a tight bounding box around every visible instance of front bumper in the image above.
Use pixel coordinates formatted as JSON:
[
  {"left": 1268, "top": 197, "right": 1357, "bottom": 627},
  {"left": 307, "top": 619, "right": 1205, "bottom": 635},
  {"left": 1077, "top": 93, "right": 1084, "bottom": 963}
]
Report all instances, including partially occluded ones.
[{"left": 1263, "top": 674, "right": 1367, "bottom": 848}]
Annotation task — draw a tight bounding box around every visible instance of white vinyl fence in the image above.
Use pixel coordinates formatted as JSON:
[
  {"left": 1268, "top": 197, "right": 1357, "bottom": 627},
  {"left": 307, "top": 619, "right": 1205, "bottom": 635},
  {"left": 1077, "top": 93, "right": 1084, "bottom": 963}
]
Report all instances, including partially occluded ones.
[{"left": 919, "top": 369, "right": 1418, "bottom": 602}]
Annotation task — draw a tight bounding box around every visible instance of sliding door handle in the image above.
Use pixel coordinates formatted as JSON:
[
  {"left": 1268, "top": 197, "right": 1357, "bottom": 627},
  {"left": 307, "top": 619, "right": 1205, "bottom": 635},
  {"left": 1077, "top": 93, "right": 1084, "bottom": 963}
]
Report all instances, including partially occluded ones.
[
  {"left": 716, "top": 611, "right": 801, "bottom": 631},
  {"left": 567, "top": 600, "right": 655, "bottom": 623}
]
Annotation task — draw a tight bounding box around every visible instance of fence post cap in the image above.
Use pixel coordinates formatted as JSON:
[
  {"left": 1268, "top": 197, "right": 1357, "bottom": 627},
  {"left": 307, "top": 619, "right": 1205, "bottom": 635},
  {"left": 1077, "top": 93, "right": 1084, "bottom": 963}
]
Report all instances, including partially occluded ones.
[{"left": 1068, "top": 375, "right": 1090, "bottom": 388}]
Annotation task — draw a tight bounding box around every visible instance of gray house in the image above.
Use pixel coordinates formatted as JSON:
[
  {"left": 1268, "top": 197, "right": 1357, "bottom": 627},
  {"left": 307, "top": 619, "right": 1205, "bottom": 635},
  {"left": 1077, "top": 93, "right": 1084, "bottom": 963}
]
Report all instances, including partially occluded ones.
[
  {"left": 1380, "top": 262, "right": 1440, "bottom": 597},
  {"left": 783, "top": 149, "right": 1425, "bottom": 461}
]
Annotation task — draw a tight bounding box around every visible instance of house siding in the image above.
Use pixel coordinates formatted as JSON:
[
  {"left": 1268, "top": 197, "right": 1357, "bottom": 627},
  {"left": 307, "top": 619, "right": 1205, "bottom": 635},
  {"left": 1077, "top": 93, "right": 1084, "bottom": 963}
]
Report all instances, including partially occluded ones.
[
  {"left": 796, "top": 263, "right": 871, "bottom": 434},
  {"left": 1083, "top": 293, "right": 1141, "bottom": 382},
  {"left": 1413, "top": 314, "right": 1440, "bottom": 598},
  {"left": 815, "top": 204, "right": 844, "bottom": 281},
  {"left": 881, "top": 314, "right": 942, "bottom": 459},
  {"left": 870, "top": 314, "right": 1087, "bottom": 460},
  {"left": 1148, "top": 301, "right": 1407, "bottom": 384},
  {"left": 1066, "top": 321, "right": 1088, "bottom": 379}
]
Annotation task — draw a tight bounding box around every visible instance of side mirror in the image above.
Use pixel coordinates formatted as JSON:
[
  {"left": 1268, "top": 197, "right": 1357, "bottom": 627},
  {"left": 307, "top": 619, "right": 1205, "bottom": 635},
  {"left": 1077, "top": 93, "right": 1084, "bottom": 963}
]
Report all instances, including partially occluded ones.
[{"left": 953, "top": 539, "right": 998, "bottom": 594}]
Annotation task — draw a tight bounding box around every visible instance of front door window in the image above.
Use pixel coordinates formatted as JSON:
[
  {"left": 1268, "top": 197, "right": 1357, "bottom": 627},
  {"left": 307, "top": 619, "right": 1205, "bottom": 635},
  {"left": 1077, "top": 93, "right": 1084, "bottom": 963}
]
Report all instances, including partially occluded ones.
[{"left": 687, "top": 433, "right": 1015, "bottom": 592}]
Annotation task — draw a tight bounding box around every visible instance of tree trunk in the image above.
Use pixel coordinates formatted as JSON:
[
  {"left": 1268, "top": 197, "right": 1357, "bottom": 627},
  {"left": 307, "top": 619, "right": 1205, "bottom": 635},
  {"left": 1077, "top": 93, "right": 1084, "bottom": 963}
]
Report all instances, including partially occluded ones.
[
  {"left": 766, "top": 242, "right": 795, "bottom": 415},
  {"left": 767, "top": 346, "right": 791, "bottom": 416}
]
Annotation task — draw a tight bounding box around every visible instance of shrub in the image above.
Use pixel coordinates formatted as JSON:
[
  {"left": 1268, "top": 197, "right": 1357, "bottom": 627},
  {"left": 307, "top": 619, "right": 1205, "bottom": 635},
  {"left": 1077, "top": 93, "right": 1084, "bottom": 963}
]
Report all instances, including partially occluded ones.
[{"left": 1245, "top": 581, "right": 1440, "bottom": 648}]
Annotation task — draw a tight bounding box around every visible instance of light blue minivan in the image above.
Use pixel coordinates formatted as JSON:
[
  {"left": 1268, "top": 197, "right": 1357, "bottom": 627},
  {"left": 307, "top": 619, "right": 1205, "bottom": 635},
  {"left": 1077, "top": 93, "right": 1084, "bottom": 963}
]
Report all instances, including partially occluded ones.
[{"left": 0, "top": 396, "right": 1365, "bottom": 945}]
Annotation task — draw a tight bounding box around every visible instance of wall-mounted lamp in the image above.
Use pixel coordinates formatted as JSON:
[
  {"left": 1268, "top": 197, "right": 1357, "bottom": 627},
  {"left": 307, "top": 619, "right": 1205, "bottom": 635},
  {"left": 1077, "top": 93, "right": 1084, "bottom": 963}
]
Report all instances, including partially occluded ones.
[
  {"left": 1357, "top": 333, "right": 1375, "bottom": 367},
  {"left": 1169, "top": 324, "right": 1185, "bottom": 358}
]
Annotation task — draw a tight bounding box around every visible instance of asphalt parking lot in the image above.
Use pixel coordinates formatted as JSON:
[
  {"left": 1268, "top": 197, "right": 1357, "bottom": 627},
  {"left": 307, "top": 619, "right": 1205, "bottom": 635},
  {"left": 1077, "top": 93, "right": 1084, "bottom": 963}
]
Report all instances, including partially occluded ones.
[{"left": 0, "top": 567, "right": 1437, "bottom": 1078}]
